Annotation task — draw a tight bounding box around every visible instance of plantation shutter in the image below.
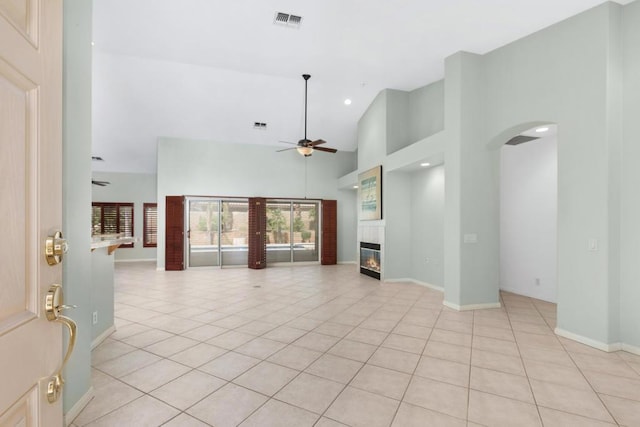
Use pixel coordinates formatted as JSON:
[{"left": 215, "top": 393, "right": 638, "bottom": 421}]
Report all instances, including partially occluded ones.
[
  {"left": 119, "top": 205, "right": 134, "bottom": 248},
  {"left": 248, "top": 197, "right": 266, "bottom": 269},
  {"left": 143, "top": 203, "right": 158, "bottom": 247},
  {"left": 103, "top": 204, "right": 118, "bottom": 234},
  {"left": 165, "top": 196, "right": 185, "bottom": 270},
  {"left": 321, "top": 199, "right": 337, "bottom": 265},
  {"left": 91, "top": 202, "right": 135, "bottom": 248}
]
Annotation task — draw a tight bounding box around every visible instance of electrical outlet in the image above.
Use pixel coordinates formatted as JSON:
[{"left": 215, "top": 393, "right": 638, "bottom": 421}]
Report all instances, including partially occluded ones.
[{"left": 92, "top": 311, "right": 98, "bottom": 325}]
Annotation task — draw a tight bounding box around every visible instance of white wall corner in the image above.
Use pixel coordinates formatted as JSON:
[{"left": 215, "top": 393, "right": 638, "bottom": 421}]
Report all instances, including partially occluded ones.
[
  {"left": 91, "top": 324, "right": 116, "bottom": 350},
  {"left": 554, "top": 327, "right": 623, "bottom": 352},
  {"left": 64, "top": 386, "right": 94, "bottom": 426},
  {"left": 443, "top": 301, "right": 501, "bottom": 311}
]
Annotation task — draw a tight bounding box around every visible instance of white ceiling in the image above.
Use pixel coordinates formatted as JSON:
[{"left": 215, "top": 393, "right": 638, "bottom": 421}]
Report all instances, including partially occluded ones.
[{"left": 91, "top": 0, "right": 626, "bottom": 173}]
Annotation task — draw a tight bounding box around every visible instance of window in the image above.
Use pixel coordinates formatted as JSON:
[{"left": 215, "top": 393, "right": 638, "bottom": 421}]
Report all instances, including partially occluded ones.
[
  {"left": 266, "top": 200, "right": 319, "bottom": 263},
  {"left": 143, "top": 203, "right": 158, "bottom": 247},
  {"left": 92, "top": 202, "right": 134, "bottom": 248}
]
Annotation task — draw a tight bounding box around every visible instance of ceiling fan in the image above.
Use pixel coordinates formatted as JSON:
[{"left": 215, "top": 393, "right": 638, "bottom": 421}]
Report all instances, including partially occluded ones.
[{"left": 278, "top": 74, "right": 337, "bottom": 157}]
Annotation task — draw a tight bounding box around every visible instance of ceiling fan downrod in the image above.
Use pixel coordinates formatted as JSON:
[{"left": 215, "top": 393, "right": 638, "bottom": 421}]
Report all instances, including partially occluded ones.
[{"left": 303, "top": 74, "right": 310, "bottom": 143}]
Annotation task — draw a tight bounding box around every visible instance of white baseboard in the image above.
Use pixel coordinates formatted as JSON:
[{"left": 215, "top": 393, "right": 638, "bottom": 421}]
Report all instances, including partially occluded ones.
[
  {"left": 622, "top": 343, "right": 640, "bottom": 356},
  {"left": 443, "top": 301, "right": 501, "bottom": 311},
  {"left": 114, "top": 258, "right": 156, "bottom": 263},
  {"left": 499, "top": 285, "right": 556, "bottom": 304},
  {"left": 64, "top": 386, "right": 94, "bottom": 426},
  {"left": 384, "top": 278, "right": 444, "bottom": 293},
  {"left": 554, "top": 327, "right": 622, "bottom": 352},
  {"left": 91, "top": 325, "right": 116, "bottom": 350}
]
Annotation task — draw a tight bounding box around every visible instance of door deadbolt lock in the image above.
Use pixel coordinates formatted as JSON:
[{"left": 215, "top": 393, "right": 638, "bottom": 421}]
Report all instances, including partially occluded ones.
[{"left": 45, "top": 231, "right": 68, "bottom": 265}]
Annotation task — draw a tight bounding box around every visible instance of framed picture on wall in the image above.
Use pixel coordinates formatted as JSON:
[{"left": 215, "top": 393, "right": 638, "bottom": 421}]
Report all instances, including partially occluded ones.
[{"left": 358, "top": 165, "right": 382, "bottom": 220}]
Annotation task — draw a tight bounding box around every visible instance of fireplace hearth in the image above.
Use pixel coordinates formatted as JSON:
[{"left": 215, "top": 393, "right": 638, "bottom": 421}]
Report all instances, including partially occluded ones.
[{"left": 360, "top": 242, "right": 381, "bottom": 280}]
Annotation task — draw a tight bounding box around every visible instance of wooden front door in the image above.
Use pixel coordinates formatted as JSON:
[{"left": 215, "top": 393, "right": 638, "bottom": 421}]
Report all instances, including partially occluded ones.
[{"left": 0, "top": 0, "right": 65, "bottom": 425}]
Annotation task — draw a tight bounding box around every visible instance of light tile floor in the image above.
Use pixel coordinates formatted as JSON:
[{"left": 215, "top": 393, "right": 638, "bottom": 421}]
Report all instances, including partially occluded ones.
[{"left": 72, "top": 262, "right": 640, "bottom": 426}]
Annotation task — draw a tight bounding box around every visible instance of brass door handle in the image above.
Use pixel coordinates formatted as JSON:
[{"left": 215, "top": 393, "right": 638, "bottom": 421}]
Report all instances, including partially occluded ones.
[
  {"left": 45, "top": 231, "right": 68, "bottom": 265},
  {"left": 45, "top": 284, "right": 77, "bottom": 403}
]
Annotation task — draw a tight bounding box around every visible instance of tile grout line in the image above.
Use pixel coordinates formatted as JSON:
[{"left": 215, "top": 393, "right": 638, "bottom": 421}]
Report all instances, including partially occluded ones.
[
  {"left": 501, "top": 292, "right": 547, "bottom": 426},
  {"left": 386, "top": 293, "right": 448, "bottom": 426},
  {"left": 86, "top": 265, "right": 636, "bottom": 427},
  {"left": 215, "top": 276, "right": 402, "bottom": 426}
]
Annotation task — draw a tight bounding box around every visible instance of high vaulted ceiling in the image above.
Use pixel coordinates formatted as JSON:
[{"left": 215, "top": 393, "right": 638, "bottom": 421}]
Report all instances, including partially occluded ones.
[{"left": 91, "top": 0, "right": 627, "bottom": 173}]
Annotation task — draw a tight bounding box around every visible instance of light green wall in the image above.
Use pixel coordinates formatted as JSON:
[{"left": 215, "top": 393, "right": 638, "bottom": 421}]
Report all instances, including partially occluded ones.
[
  {"left": 409, "top": 80, "right": 445, "bottom": 143},
  {"left": 92, "top": 172, "right": 157, "bottom": 261},
  {"left": 357, "top": 1, "right": 640, "bottom": 349},
  {"left": 621, "top": 0, "right": 640, "bottom": 350},
  {"left": 411, "top": 165, "right": 445, "bottom": 287},
  {"left": 480, "top": 3, "right": 620, "bottom": 342},
  {"left": 338, "top": 189, "right": 358, "bottom": 263},
  {"left": 444, "top": 51, "right": 499, "bottom": 307},
  {"left": 384, "top": 172, "right": 412, "bottom": 279},
  {"left": 156, "top": 138, "right": 357, "bottom": 268},
  {"left": 91, "top": 248, "right": 114, "bottom": 341},
  {"left": 358, "top": 91, "right": 388, "bottom": 171},
  {"left": 386, "top": 90, "right": 411, "bottom": 155},
  {"left": 62, "top": 0, "right": 93, "bottom": 414},
  {"left": 367, "top": 83, "right": 445, "bottom": 157}
]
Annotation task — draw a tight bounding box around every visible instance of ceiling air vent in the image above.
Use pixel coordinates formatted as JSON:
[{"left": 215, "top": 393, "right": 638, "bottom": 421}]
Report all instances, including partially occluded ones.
[
  {"left": 505, "top": 135, "right": 539, "bottom": 146},
  {"left": 273, "top": 12, "right": 303, "bottom": 28},
  {"left": 253, "top": 122, "right": 267, "bottom": 129}
]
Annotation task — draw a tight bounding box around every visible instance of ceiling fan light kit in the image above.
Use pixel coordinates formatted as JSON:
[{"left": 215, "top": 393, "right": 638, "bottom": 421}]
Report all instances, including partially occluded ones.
[
  {"left": 278, "top": 74, "right": 338, "bottom": 157},
  {"left": 297, "top": 146, "right": 314, "bottom": 156}
]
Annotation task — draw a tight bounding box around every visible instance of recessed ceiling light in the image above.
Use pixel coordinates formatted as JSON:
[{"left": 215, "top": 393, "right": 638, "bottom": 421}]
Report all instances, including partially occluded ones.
[
  {"left": 91, "top": 41, "right": 95, "bottom": 46},
  {"left": 535, "top": 127, "right": 549, "bottom": 133},
  {"left": 344, "top": 99, "right": 352, "bottom": 105},
  {"left": 420, "top": 162, "right": 430, "bottom": 167},
  {"left": 353, "top": 185, "right": 358, "bottom": 189}
]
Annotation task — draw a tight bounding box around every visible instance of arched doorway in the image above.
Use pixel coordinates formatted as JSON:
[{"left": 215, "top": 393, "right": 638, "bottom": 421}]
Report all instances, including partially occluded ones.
[{"left": 489, "top": 121, "right": 558, "bottom": 326}]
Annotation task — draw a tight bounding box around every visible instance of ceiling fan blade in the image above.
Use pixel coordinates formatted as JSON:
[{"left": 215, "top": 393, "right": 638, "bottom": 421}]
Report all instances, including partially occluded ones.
[
  {"left": 313, "top": 146, "right": 337, "bottom": 153},
  {"left": 310, "top": 139, "right": 326, "bottom": 146},
  {"left": 276, "top": 147, "right": 297, "bottom": 152},
  {"left": 91, "top": 180, "right": 110, "bottom": 186}
]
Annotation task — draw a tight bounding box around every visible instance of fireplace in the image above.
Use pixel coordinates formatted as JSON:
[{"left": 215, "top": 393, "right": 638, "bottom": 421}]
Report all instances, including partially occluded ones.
[{"left": 360, "top": 242, "right": 381, "bottom": 280}]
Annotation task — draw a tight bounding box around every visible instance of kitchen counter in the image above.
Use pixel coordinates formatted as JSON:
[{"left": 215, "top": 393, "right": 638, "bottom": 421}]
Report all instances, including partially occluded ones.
[{"left": 91, "top": 234, "right": 138, "bottom": 253}]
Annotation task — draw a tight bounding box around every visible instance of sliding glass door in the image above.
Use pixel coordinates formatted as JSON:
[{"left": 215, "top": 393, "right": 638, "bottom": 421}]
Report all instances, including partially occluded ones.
[
  {"left": 188, "top": 200, "right": 220, "bottom": 267},
  {"left": 220, "top": 201, "right": 248, "bottom": 266},
  {"left": 292, "top": 202, "right": 318, "bottom": 262},
  {"left": 266, "top": 200, "right": 319, "bottom": 264},
  {"left": 187, "top": 198, "right": 248, "bottom": 267}
]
